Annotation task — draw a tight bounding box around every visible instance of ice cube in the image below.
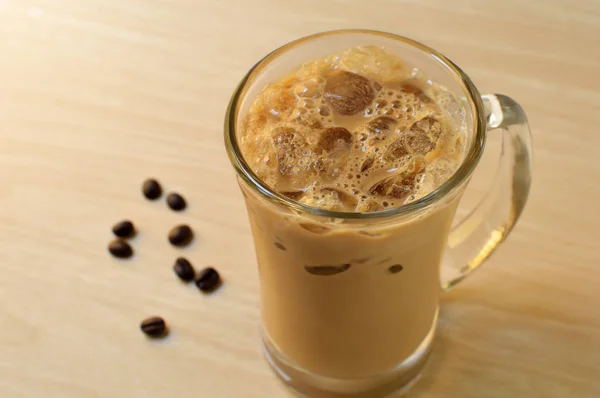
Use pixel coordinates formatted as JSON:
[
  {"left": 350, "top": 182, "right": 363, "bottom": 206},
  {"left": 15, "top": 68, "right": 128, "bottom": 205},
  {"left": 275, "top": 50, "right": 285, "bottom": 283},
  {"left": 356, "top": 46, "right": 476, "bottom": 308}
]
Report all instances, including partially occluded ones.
[
  {"left": 316, "top": 127, "right": 353, "bottom": 153},
  {"left": 359, "top": 155, "right": 375, "bottom": 172},
  {"left": 281, "top": 191, "right": 305, "bottom": 201},
  {"left": 298, "top": 222, "right": 331, "bottom": 234},
  {"left": 264, "top": 86, "right": 296, "bottom": 118},
  {"left": 400, "top": 81, "right": 432, "bottom": 103},
  {"left": 271, "top": 126, "right": 307, "bottom": 176},
  {"left": 385, "top": 137, "right": 409, "bottom": 161},
  {"left": 242, "top": 113, "right": 267, "bottom": 137},
  {"left": 356, "top": 198, "right": 381, "bottom": 212},
  {"left": 304, "top": 264, "right": 351, "bottom": 276},
  {"left": 404, "top": 131, "right": 434, "bottom": 155},
  {"left": 411, "top": 116, "right": 442, "bottom": 141},
  {"left": 366, "top": 116, "right": 397, "bottom": 141},
  {"left": 292, "top": 110, "right": 323, "bottom": 129},
  {"left": 299, "top": 190, "right": 345, "bottom": 211},
  {"left": 388, "top": 178, "right": 415, "bottom": 199},
  {"left": 369, "top": 158, "right": 425, "bottom": 200},
  {"left": 324, "top": 70, "right": 375, "bottom": 116},
  {"left": 369, "top": 176, "right": 394, "bottom": 196},
  {"left": 369, "top": 174, "right": 414, "bottom": 200},
  {"left": 318, "top": 105, "right": 331, "bottom": 116},
  {"left": 321, "top": 187, "right": 358, "bottom": 210},
  {"left": 339, "top": 46, "right": 408, "bottom": 82},
  {"left": 294, "top": 79, "right": 323, "bottom": 99}
]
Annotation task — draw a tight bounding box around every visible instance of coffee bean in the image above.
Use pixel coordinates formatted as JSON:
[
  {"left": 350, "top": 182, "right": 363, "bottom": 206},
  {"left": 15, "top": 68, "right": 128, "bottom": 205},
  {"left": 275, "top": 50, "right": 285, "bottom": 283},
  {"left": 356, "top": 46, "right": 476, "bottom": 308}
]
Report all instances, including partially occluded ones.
[
  {"left": 195, "top": 267, "right": 221, "bottom": 292},
  {"left": 173, "top": 257, "right": 195, "bottom": 281},
  {"left": 140, "top": 316, "right": 168, "bottom": 337},
  {"left": 388, "top": 264, "right": 404, "bottom": 274},
  {"left": 304, "top": 264, "right": 351, "bottom": 276},
  {"left": 167, "top": 193, "right": 187, "bottom": 211},
  {"left": 168, "top": 225, "right": 193, "bottom": 246},
  {"left": 112, "top": 220, "right": 135, "bottom": 238},
  {"left": 108, "top": 239, "right": 133, "bottom": 258},
  {"left": 142, "top": 178, "right": 162, "bottom": 200}
]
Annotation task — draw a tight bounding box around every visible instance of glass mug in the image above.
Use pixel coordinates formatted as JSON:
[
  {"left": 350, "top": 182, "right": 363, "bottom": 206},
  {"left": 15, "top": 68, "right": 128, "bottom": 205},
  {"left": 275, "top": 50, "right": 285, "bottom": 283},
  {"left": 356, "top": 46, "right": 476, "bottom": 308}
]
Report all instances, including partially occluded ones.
[{"left": 225, "top": 30, "right": 532, "bottom": 397}]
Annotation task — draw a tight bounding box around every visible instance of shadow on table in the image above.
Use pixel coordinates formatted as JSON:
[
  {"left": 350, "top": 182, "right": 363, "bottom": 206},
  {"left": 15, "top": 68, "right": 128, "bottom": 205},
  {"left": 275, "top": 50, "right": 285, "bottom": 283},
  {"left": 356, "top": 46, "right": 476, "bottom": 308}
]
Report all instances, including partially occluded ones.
[
  {"left": 406, "top": 285, "right": 508, "bottom": 397},
  {"left": 405, "top": 281, "right": 600, "bottom": 398}
]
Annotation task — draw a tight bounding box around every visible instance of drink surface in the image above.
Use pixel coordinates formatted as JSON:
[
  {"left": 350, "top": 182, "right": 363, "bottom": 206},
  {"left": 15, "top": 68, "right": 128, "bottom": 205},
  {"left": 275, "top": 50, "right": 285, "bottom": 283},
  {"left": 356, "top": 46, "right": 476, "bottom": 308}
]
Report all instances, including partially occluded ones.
[{"left": 239, "top": 45, "right": 467, "bottom": 212}]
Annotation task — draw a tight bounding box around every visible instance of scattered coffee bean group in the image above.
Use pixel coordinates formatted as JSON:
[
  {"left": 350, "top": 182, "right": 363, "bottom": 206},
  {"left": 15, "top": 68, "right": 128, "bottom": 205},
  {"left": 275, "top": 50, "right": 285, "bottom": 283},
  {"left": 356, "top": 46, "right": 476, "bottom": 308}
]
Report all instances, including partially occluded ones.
[{"left": 107, "top": 178, "right": 223, "bottom": 339}]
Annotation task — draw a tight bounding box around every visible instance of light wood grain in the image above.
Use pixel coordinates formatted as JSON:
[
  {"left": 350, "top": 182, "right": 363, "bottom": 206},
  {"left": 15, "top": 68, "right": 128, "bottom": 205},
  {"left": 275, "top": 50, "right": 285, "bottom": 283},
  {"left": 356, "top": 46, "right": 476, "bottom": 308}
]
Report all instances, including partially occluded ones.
[{"left": 0, "top": 1, "right": 599, "bottom": 397}]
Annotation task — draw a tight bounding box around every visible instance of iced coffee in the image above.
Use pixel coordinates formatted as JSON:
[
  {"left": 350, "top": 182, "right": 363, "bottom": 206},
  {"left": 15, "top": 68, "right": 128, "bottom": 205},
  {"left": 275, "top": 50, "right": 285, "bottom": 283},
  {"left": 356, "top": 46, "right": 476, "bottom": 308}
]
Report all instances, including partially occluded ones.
[{"left": 237, "top": 46, "right": 467, "bottom": 381}]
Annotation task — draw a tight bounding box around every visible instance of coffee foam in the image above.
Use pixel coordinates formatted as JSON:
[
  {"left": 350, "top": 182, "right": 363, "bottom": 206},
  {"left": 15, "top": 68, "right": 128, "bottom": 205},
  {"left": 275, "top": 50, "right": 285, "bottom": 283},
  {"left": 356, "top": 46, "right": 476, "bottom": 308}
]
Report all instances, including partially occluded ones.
[{"left": 239, "top": 46, "right": 466, "bottom": 212}]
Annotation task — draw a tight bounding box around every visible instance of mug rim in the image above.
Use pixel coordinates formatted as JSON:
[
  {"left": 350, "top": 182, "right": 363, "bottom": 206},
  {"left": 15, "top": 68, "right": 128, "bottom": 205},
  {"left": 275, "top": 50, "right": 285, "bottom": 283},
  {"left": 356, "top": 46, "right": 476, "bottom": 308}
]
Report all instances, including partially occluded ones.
[{"left": 225, "top": 29, "right": 486, "bottom": 220}]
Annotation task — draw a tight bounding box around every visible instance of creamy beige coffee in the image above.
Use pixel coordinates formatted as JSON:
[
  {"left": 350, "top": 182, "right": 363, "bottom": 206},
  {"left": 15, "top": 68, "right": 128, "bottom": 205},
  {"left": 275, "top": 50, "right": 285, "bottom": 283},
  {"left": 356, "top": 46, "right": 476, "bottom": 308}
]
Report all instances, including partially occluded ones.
[{"left": 237, "top": 46, "right": 467, "bottom": 380}]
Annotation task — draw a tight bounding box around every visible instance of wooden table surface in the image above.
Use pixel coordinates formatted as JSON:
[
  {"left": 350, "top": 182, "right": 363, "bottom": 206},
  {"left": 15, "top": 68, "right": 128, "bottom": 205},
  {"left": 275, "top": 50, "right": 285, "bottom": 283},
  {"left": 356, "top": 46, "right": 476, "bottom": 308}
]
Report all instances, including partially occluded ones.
[{"left": 1, "top": 1, "right": 599, "bottom": 397}]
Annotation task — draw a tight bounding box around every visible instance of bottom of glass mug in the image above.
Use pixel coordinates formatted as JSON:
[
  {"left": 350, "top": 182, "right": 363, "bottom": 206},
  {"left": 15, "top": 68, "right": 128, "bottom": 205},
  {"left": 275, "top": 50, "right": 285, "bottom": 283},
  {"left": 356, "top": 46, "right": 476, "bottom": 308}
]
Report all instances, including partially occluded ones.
[{"left": 262, "top": 309, "right": 438, "bottom": 398}]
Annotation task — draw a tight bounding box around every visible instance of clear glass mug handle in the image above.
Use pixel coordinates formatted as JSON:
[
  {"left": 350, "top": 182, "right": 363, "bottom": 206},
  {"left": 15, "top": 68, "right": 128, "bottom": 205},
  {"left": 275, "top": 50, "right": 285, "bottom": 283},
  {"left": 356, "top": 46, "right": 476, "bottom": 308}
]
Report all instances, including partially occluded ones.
[{"left": 441, "top": 94, "right": 533, "bottom": 291}]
